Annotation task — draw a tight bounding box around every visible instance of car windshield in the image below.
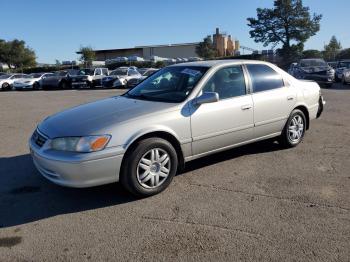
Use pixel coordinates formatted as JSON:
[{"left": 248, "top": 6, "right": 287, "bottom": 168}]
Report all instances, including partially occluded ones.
[
  {"left": 112, "top": 68, "right": 128, "bottom": 76},
  {"left": 300, "top": 59, "right": 327, "bottom": 67},
  {"left": 76, "top": 69, "right": 94, "bottom": 76},
  {"left": 125, "top": 66, "right": 208, "bottom": 103},
  {"left": 339, "top": 62, "right": 350, "bottom": 68},
  {"left": 0, "top": 74, "right": 10, "bottom": 79}
]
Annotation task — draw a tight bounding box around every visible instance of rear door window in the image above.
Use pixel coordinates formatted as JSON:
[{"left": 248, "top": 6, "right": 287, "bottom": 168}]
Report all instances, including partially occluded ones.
[{"left": 246, "top": 64, "right": 284, "bottom": 93}]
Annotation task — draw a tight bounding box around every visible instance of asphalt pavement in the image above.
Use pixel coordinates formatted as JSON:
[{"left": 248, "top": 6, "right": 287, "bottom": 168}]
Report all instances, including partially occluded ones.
[{"left": 0, "top": 85, "right": 349, "bottom": 261}]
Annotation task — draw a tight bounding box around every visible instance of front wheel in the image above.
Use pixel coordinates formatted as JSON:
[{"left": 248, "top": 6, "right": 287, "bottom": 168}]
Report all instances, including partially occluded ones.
[
  {"left": 2, "top": 82, "right": 10, "bottom": 91},
  {"left": 33, "top": 82, "right": 40, "bottom": 90},
  {"left": 120, "top": 138, "right": 178, "bottom": 197},
  {"left": 279, "top": 109, "right": 306, "bottom": 148},
  {"left": 59, "top": 81, "right": 68, "bottom": 89}
]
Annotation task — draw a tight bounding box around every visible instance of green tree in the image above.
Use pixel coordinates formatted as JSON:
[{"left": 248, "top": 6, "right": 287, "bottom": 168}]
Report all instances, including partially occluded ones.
[
  {"left": 79, "top": 46, "right": 95, "bottom": 67},
  {"left": 302, "top": 49, "right": 322, "bottom": 58},
  {"left": 0, "top": 39, "right": 36, "bottom": 69},
  {"left": 196, "top": 36, "right": 218, "bottom": 59},
  {"left": 247, "top": 0, "right": 322, "bottom": 66},
  {"left": 323, "top": 36, "right": 342, "bottom": 61},
  {"left": 55, "top": 59, "right": 61, "bottom": 66},
  {"left": 336, "top": 48, "right": 350, "bottom": 60}
]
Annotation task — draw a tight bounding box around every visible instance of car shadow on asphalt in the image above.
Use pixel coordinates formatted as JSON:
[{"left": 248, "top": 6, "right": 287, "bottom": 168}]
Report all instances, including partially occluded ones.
[
  {"left": 0, "top": 140, "right": 283, "bottom": 228},
  {"left": 0, "top": 154, "right": 137, "bottom": 228}
]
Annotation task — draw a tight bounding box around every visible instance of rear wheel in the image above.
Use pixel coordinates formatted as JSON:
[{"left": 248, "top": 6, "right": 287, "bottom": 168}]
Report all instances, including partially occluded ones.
[
  {"left": 279, "top": 109, "right": 306, "bottom": 148},
  {"left": 120, "top": 138, "right": 178, "bottom": 197}
]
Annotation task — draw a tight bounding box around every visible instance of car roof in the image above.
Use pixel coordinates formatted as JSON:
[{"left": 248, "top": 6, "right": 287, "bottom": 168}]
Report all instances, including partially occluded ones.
[{"left": 169, "top": 59, "right": 273, "bottom": 68}]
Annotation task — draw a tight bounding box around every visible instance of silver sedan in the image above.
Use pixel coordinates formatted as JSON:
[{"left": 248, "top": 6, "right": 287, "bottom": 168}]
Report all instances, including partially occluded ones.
[{"left": 29, "top": 60, "right": 325, "bottom": 197}]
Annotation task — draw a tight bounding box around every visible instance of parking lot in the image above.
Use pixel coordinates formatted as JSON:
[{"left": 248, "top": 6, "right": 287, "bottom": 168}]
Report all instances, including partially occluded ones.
[{"left": 0, "top": 85, "right": 349, "bottom": 261}]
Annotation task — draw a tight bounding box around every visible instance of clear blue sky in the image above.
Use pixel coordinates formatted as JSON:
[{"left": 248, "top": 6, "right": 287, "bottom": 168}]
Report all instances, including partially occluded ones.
[{"left": 1, "top": 0, "right": 349, "bottom": 63}]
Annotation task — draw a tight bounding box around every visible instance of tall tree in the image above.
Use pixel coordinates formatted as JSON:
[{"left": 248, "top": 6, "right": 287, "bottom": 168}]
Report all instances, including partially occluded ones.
[
  {"left": 323, "top": 36, "right": 342, "bottom": 61},
  {"left": 196, "top": 36, "right": 218, "bottom": 59},
  {"left": 79, "top": 46, "right": 95, "bottom": 67},
  {"left": 247, "top": 0, "right": 322, "bottom": 66},
  {"left": 0, "top": 39, "right": 36, "bottom": 69}
]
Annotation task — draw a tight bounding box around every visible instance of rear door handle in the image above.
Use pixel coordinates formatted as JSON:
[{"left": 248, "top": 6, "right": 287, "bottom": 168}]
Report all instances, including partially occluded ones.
[
  {"left": 241, "top": 104, "right": 252, "bottom": 110},
  {"left": 287, "top": 96, "right": 294, "bottom": 101}
]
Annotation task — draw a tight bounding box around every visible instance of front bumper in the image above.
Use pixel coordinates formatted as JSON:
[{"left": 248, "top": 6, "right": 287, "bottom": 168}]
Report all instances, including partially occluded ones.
[
  {"left": 14, "top": 84, "right": 33, "bottom": 90},
  {"left": 71, "top": 81, "right": 91, "bottom": 88},
  {"left": 303, "top": 74, "right": 334, "bottom": 84},
  {"left": 29, "top": 132, "right": 124, "bottom": 188}
]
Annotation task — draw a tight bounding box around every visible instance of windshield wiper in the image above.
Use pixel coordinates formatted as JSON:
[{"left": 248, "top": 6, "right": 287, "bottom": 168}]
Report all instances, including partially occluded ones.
[{"left": 124, "top": 93, "right": 176, "bottom": 103}]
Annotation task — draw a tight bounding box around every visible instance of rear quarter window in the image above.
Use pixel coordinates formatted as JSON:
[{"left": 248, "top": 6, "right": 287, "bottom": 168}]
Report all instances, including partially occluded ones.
[{"left": 246, "top": 64, "right": 284, "bottom": 92}]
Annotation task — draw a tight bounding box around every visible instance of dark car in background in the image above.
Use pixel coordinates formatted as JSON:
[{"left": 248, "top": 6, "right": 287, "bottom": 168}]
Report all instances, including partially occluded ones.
[
  {"left": 71, "top": 68, "right": 108, "bottom": 88},
  {"left": 41, "top": 69, "right": 78, "bottom": 89},
  {"left": 292, "top": 58, "right": 335, "bottom": 87},
  {"left": 334, "top": 60, "right": 350, "bottom": 82}
]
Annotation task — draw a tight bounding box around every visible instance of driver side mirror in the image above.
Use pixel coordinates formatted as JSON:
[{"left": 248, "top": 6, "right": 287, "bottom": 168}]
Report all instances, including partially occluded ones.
[{"left": 194, "top": 92, "right": 219, "bottom": 105}]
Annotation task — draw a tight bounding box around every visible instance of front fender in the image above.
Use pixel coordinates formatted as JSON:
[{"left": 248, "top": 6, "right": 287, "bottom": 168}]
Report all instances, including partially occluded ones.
[{"left": 124, "top": 125, "right": 183, "bottom": 149}]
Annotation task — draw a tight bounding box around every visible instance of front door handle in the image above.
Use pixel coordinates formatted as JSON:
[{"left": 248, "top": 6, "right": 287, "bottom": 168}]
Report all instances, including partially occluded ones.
[
  {"left": 287, "top": 96, "right": 294, "bottom": 101},
  {"left": 241, "top": 104, "right": 252, "bottom": 110}
]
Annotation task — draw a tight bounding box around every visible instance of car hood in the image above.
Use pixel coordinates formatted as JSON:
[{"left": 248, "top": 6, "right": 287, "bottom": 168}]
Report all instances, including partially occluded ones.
[
  {"left": 38, "top": 96, "right": 179, "bottom": 138},
  {"left": 15, "top": 78, "right": 38, "bottom": 83}
]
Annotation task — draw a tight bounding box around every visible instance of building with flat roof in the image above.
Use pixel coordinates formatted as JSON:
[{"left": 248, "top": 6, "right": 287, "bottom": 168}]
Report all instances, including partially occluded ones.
[
  {"left": 77, "top": 28, "right": 241, "bottom": 62},
  {"left": 80, "top": 42, "right": 199, "bottom": 62}
]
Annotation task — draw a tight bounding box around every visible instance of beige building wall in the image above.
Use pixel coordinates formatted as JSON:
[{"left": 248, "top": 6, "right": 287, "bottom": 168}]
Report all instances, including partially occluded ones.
[{"left": 213, "top": 28, "right": 239, "bottom": 57}]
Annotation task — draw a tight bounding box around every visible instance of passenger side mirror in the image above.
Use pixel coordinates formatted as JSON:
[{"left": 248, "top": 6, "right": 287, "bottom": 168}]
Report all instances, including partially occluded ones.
[{"left": 194, "top": 92, "right": 219, "bottom": 105}]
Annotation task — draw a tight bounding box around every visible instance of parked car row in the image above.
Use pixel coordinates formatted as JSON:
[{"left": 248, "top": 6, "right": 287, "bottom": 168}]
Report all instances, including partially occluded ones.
[
  {"left": 288, "top": 58, "right": 350, "bottom": 87},
  {"left": 333, "top": 60, "right": 350, "bottom": 83},
  {"left": 0, "top": 67, "right": 159, "bottom": 91}
]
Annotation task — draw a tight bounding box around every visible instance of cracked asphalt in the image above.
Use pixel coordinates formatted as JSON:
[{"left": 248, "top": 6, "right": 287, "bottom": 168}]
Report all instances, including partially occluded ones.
[{"left": 0, "top": 85, "right": 349, "bottom": 261}]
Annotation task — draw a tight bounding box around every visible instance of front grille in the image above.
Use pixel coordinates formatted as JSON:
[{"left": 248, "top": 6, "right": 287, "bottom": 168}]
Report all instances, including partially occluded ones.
[{"left": 32, "top": 129, "right": 48, "bottom": 148}]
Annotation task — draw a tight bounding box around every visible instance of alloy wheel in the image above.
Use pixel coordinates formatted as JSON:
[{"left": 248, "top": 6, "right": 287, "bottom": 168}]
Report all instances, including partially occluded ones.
[
  {"left": 136, "top": 148, "right": 171, "bottom": 189},
  {"left": 288, "top": 115, "right": 304, "bottom": 143}
]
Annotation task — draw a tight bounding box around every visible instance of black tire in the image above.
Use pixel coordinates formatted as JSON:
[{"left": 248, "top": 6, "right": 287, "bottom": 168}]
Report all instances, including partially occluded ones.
[
  {"left": 33, "top": 82, "right": 40, "bottom": 90},
  {"left": 59, "top": 81, "right": 68, "bottom": 89},
  {"left": 342, "top": 76, "right": 347, "bottom": 85},
  {"left": 335, "top": 74, "right": 340, "bottom": 82},
  {"left": 2, "top": 82, "right": 10, "bottom": 91},
  {"left": 279, "top": 109, "right": 306, "bottom": 148},
  {"left": 120, "top": 137, "right": 178, "bottom": 197}
]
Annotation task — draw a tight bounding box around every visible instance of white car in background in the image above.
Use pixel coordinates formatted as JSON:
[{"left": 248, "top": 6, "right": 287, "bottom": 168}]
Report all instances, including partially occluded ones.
[
  {"left": 341, "top": 68, "right": 350, "bottom": 85},
  {"left": 14, "top": 73, "right": 54, "bottom": 90},
  {"left": 0, "top": 73, "right": 27, "bottom": 91},
  {"left": 127, "top": 68, "right": 159, "bottom": 88},
  {"left": 101, "top": 67, "right": 141, "bottom": 88}
]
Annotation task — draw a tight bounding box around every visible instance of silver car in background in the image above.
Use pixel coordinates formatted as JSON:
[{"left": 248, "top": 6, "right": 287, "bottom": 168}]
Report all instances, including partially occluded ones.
[{"left": 29, "top": 60, "right": 324, "bottom": 197}]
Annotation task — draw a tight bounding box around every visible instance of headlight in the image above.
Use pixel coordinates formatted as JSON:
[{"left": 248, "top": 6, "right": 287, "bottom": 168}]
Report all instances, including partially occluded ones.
[{"left": 50, "top": 135, "right": 111, "bottom": 152}]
